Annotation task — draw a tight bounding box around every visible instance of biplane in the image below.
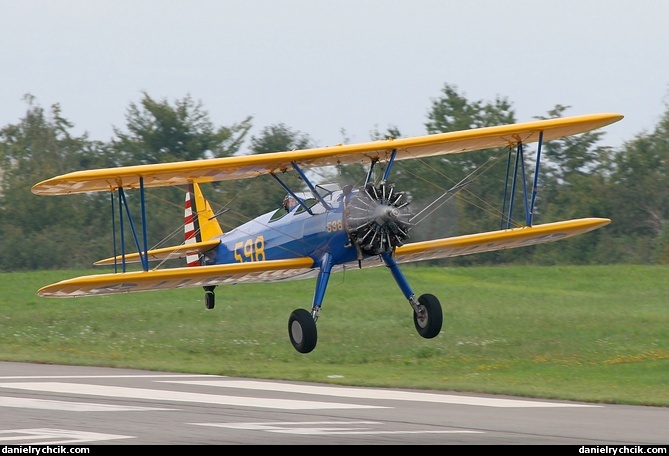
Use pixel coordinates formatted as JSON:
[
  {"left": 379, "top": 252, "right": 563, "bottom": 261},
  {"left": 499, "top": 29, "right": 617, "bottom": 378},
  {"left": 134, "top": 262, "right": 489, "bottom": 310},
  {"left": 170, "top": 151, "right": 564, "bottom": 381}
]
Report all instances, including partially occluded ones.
[{"left": 32, "top": 113, "right": 623, "bottom": 353}]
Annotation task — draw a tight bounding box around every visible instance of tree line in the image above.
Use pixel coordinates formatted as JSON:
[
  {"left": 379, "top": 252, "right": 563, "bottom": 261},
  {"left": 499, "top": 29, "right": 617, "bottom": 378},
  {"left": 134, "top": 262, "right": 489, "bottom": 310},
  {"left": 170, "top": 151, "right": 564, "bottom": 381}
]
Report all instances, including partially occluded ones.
[{"left": 0, "top": 84, "right": 667, "bottom": 272}]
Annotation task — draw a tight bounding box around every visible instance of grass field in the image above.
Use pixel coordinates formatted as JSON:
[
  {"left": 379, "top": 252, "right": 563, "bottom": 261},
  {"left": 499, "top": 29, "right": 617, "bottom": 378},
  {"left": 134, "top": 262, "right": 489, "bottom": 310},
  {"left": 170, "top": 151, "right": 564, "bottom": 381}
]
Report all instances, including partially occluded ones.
[{"left": 1, "top": 265, "right": 667, "bottom": 406}]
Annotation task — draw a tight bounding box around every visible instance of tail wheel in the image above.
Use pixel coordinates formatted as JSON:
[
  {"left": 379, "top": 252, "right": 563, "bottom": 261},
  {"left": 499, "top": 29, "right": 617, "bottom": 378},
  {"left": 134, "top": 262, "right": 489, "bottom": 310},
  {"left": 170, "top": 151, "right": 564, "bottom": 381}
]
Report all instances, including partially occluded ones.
[
  {"left": 413, "top": 294, "right": 443, "bottom": 339},
  {"left": 288, "top": 309, "right": 318, "bottom": 354},
  {"left": 204, "top": 288, "right": 215, "bottom": 310}
]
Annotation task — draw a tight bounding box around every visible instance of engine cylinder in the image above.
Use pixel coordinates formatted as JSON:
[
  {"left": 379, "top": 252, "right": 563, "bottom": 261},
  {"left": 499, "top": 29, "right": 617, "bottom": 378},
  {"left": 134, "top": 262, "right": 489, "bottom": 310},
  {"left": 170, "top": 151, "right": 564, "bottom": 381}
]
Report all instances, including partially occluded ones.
[{"left": 345, "top": 182, "right": 413, "bottom": 255}]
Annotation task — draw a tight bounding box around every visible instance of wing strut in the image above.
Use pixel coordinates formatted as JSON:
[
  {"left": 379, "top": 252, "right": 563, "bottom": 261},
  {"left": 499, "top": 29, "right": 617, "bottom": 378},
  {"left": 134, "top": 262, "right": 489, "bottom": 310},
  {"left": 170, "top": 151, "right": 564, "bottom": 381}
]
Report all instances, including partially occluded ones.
[
  {"left": 502, "top": 142, "right": 527, "bottom": 229},
  {"left": 140, "top": 177, "right": 149, "bottom": 270},
  {"left": 110, "top": 191, "right": 118, "bottom": 272},
  {"left": 116, "top": 188, "right": 126, "bottom": 272},
  {"left": 364, "top": 158, "right": 379, "bottom": 186},
  {"left": 382, "top": 149, "right": 398, "bottom": 182},
  {"left": 269, "top": 173, "right": 314, "bottom": 215},
  {"left": 269, "top": 161, "right": 333, "bottom": 212},
  {"left": 291, "top": 162, "right": 332, "bottom": 210},
  {"left": 528, "top": 131, "right": 544, "bottom": 226},
  {"left": 362, "top": 149, "right": 397, "bottom": 186},
  {"left": 500, "top": 131, "right": 544, "bottom": 229},
  {"left": 110, "top": 179, "right": 150, "bottom": 272}
]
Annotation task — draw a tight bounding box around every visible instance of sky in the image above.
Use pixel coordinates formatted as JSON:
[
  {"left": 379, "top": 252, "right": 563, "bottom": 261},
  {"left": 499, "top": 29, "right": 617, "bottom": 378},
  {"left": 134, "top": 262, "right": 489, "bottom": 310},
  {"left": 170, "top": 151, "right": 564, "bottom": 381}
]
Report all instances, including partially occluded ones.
[{"left": 2, "top": 0, "right": 668, "bottom": 151}]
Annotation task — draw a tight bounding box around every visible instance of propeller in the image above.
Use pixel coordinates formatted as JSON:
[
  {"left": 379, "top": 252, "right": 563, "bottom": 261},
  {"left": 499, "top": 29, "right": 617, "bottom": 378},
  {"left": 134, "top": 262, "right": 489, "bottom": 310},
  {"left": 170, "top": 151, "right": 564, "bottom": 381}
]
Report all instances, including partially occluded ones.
[{"left": 345, "top": 182, "right": 413, "bottom": 255}]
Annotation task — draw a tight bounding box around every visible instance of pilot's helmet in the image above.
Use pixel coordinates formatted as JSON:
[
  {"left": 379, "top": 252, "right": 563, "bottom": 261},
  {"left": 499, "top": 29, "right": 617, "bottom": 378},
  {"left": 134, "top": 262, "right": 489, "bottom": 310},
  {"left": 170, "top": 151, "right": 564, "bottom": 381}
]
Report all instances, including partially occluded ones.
[{"left": 283, "top": 194, "right": 297, "bottom": 211}]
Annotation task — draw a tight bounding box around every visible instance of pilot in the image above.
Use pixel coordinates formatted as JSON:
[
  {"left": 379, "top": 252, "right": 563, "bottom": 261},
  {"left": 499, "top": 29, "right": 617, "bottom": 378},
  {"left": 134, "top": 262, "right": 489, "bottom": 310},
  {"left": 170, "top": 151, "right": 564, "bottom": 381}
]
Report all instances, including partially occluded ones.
[{"left": 283, "top": 194, "right": 298, "bottom": 212}]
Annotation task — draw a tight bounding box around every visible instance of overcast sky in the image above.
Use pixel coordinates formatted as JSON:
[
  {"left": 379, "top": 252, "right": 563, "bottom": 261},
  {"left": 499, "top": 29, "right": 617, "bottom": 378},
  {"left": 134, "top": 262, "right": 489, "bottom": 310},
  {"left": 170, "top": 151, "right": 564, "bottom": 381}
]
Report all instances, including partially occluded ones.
[{"left": 2, "top": 0, "right": 667, "bottom": 150}]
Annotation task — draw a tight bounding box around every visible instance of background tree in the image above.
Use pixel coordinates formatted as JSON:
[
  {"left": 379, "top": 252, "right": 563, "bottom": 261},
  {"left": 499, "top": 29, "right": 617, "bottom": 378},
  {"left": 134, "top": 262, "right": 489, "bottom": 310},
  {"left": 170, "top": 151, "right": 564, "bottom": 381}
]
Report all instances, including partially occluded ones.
[
  {"left": 109, "top": 93, "right": 254, "bottom": 251},
  {"left": 604, "top": 101, "right": 669, "bottom": 263},
  {"left": 0, "top": 96, "right": 112, "bottom": 270},
  {"left": 0, "top": 93, "right": 256, "bottom": 271},
  {"left": 112, "top": 92, "right": 252, "bottom": 165}
]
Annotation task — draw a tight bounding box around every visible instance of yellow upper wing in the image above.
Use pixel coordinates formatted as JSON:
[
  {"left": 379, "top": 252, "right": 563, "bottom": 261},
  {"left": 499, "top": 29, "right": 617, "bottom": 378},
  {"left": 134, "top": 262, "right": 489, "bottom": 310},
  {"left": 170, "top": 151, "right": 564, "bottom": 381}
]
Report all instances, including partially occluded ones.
[{"left": 32, "top": 113, "right": 623, "bottom": 195}]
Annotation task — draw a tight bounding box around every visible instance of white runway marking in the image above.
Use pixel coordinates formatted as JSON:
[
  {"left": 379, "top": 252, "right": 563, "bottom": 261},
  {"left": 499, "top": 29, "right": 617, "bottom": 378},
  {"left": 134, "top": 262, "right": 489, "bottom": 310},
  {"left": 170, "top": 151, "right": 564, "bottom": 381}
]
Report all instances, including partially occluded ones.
[
  {"left": 0, "top": 382, "right": 385, "bottom": 410},
  {"left": 193, "top": 421, "right": 484, "bottom": 436},
  {"left": 0, "top": 374, "right": 214, "bottom": 380},
  {"left": 0, "top": 428, "right": 133, "bottom": 444},
  {"left": 0, "top": 396, "right": 175, "bottom": 411},
  {"left": 166, "top": 379, "right": 600, "bottom": 408}
]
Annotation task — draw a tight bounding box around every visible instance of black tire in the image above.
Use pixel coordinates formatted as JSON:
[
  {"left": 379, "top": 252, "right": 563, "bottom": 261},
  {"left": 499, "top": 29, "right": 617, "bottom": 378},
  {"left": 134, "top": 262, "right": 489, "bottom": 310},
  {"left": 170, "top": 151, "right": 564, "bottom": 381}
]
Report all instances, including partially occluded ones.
[
  {"left": 204, "top": 290, "right": 215, "bottom": 310},
  {"left": 288, "top": 309, "right": 318, "bottom": 354},
  {"left": 413, "top": 293, "right": 443, "bottom": 339}
]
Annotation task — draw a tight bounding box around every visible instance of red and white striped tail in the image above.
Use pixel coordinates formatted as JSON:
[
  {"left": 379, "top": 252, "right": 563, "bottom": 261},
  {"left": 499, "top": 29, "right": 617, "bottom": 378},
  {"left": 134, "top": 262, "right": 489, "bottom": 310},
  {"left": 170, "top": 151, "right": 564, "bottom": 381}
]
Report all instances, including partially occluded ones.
[
  {"left": 184, "top": 183, "right": 224, "bottom": 267},
  {"left": 184, "top": 186, "right": 201, "bottom": 267}
]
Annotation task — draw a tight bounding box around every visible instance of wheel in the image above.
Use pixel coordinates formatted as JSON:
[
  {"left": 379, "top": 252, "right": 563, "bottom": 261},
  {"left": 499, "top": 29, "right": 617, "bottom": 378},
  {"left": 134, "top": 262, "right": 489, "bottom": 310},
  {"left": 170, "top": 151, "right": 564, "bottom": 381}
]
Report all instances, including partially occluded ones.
[
  {"left": 204, "top": 290, "right": 215, "bottom": 309},
  {"left": 288, "top": 308, "right": 318, "bottom": 353},
  {"left": 413, "top": 293, "right": 443, "bottom": 339}
]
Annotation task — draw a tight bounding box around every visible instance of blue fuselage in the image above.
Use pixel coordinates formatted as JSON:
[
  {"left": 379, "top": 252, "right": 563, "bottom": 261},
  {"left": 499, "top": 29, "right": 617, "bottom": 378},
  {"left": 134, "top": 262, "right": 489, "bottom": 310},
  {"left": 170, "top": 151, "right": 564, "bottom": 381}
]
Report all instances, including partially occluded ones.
[{"left": 211, "top": 189, "right": 358, "bottom": 267}]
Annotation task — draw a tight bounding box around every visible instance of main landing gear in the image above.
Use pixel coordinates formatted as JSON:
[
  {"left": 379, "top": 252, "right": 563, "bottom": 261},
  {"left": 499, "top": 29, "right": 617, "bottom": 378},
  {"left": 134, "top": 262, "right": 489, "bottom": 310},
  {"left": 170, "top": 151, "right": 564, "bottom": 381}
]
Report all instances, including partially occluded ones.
[
  {"left": 286, "top": 251, "right": 443, "bottom": 354},
  {"left": 286, "top": 181, "right": 443, "bottom": 354},
  {"left": 287, "top": 292, "right": 443, "bottom": 354}
]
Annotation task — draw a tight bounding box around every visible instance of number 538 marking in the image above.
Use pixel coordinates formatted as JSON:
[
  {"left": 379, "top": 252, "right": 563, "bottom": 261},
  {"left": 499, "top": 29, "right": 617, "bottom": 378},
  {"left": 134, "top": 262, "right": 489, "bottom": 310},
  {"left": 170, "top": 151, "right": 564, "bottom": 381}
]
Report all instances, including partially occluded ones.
[
  {"left": 234, "top": 236, "right": 266, "bottom": 262},
  {"left": 326, "top": 220, "right": 343, "bottom": 232}
]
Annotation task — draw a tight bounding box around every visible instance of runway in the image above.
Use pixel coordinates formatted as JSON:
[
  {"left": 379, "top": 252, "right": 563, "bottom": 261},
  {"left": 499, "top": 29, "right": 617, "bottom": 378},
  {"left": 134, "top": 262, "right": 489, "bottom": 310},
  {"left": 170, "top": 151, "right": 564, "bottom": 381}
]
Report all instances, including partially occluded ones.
[{"left": 0, "top": 362, "right": 666, "bottom": 445}]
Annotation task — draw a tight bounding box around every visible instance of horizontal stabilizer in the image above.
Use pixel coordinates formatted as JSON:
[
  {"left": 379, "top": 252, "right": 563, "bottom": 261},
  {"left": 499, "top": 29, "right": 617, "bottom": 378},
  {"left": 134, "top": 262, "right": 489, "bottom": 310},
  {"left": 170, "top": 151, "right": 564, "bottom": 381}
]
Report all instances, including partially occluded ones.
[{"left": 93, "top": 239, "right": 221, "bottom": 266}]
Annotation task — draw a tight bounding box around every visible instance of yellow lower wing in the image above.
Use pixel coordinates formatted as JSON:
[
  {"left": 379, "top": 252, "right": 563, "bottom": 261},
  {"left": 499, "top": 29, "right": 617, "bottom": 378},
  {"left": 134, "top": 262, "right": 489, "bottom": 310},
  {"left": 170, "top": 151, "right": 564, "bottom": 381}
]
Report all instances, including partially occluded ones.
[
  {"left": 38, "top": 218, "right": 609, "bottom": 298},
  {"left": 39, "top": 257, "right": 315, "bottom": 297},
  {"left": 393, "top": 218, "right": 610, "bottom": 263},
  {"left": 93, "top": 240, "right": 221, "bottom": 265}
]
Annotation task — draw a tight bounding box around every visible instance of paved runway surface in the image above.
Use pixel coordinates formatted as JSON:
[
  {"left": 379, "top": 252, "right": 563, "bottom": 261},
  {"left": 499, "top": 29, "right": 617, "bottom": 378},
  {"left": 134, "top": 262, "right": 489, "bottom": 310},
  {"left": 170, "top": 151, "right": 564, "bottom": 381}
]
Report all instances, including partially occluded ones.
[{"left": 0, "top": 362, "right": 666, "bottom": 445}]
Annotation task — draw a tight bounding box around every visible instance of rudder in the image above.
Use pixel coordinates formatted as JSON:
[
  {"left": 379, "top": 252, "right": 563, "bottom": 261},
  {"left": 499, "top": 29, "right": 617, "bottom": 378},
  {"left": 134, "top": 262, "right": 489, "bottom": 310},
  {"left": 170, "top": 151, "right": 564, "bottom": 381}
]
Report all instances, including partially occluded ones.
[{"left": 184, "top": 182, "right": 224, "bottom": 267}]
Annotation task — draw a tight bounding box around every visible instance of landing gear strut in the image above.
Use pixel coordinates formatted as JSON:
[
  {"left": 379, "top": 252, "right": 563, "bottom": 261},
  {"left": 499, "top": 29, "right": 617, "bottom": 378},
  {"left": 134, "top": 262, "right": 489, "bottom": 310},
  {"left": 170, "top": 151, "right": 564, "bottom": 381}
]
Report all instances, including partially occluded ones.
[
  {"left": 381, "top": 252, "right": 443, "bottom": 339},
  {"left": 287, "top": 253, "right": 331, "bottom": 354}
]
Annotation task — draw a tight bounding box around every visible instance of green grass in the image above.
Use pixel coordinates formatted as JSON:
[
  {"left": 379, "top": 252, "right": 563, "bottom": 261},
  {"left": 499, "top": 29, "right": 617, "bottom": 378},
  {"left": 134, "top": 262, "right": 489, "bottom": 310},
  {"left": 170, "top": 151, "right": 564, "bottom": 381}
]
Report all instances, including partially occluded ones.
[{"left": 1, "top": 265, "right": 667, "bottom": 406}]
